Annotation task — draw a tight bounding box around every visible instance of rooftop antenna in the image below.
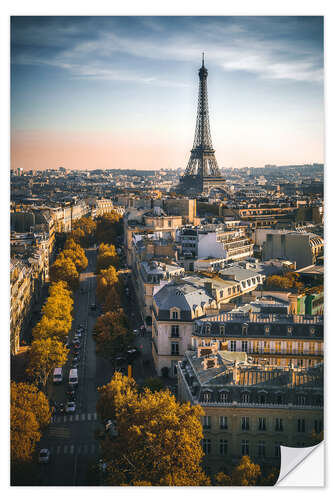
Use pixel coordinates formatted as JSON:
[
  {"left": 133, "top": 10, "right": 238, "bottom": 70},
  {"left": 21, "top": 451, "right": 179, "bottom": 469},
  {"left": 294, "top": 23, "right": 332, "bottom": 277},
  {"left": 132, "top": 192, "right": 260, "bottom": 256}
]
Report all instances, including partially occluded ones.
[{"left": 202, "top": 52, "right": 205, "bottom": 67}]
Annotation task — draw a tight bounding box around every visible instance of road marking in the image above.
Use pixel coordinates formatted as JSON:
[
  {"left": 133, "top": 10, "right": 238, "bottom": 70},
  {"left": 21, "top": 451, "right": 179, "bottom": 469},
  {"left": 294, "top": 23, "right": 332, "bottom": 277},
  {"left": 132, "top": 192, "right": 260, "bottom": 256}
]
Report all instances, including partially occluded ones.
[
  {"left": 83, "top": 444, "right": 89, "bottom": 454},
  {"left": 69, "top": 415, "right": 73, "bottom": 422},
  {"left": 87, "top": 413, "right": 91, "bottom": 421},
  {"left": 77, "top": 445, "right": 81, "bottom": 453},
  {"left": 93, "top": 413, "right": 97, "bottom": 420},
  {"left": 64, "top": 445, "right": 68, "bottom": 454},
  {"left": 70, "top": 445, "right": 75, "bottom": 454},
  {"left": 81, "top": 414, "right": 85, "bottom": 421},
  {"left": 75, "top": 414, "right": 80, "bottom": 421},
  {"left": 63, "top": 416, "right": 67, "bottom": 423},
  {"left": 57, "top": 445, "right": 61, "bottom": 454}
]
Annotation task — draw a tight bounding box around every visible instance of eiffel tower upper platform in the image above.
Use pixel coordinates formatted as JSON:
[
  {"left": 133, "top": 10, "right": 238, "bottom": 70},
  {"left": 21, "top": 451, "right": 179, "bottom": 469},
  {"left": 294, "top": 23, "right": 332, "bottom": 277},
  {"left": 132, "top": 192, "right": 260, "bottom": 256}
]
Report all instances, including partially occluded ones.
[{"left": 177, "top": 54, "right": 225, "bottom": 194}]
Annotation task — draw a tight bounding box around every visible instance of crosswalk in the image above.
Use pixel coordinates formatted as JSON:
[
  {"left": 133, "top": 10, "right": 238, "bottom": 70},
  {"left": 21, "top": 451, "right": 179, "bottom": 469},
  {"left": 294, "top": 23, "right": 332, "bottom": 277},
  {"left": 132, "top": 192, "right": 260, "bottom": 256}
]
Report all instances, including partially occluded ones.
[
  {"left": 49, "top": 426, "right": 71, "bottom": 438},
  {"left": 51, "top": 412, "right": 98, "bottom": 424},
  {"left": 48, "top": 442, "right": 100, "bottom": 456}
]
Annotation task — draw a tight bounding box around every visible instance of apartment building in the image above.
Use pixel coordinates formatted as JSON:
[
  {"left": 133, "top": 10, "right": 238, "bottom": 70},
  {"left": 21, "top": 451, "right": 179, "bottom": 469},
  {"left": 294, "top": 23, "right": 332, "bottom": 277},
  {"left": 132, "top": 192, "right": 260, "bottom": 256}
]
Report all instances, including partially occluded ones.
[
  {"left": 193, "top": 311, "right": 323, "bottom": 369},
  {"left": 177, "top": 347, "right": 323, "bottom": 472},
  {"left": 10, "top": 260, "right": 33, "bottom": 355}
]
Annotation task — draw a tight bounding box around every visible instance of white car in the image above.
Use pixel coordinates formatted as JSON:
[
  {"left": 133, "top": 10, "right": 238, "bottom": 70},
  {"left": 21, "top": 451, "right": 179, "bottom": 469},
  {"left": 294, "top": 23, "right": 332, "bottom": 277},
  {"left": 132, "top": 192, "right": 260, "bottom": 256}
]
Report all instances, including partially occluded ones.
[
  {"left": 65, "top": 401, "right": 76, "bottom": 413},
  {"left": 38, "top": 448, "right": 50, "bottom": 464}
]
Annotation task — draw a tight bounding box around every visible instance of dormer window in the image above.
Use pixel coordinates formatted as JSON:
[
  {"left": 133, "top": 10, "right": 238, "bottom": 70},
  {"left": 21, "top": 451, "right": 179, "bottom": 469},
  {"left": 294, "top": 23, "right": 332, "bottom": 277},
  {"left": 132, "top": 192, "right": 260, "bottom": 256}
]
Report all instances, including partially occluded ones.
[
  {"left": 265, "top": 326, "right": 270, "bottom": 335},
  {"left": 310, "top": 327, "right": 315, "bottom": 336},
  {"left": 241, "top": 392, "right": 250, "bottom": 403},
  {"left": 287, "top": 326, "right": 293, "bottom": 335},
  {"left": 170, "top": 308, "right": 180, "bottom": 320},
  {"left": 220, "top": 325, "right": 225, "bottom": 336},
  {"left": 242, "top": 324, "right": 248, "bottom": 336},
  {"left": 172, "top": 311, "right": 178, "bottom": 319}
]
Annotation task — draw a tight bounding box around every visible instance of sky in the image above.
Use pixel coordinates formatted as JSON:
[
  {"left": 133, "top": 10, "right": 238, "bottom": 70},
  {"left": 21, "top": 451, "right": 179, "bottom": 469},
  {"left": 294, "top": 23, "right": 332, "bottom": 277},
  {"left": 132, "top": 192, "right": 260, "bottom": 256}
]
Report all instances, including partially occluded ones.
[{"left": 10, "top": 16, "right": 324, "bottom": 171}]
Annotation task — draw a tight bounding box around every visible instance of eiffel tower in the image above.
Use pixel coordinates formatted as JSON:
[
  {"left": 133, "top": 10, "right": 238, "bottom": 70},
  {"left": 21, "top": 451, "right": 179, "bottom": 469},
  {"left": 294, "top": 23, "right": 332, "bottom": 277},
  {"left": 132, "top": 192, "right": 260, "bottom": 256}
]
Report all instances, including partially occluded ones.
[{"left": 178, "top": 54, "right": 225, "bottom": 194}]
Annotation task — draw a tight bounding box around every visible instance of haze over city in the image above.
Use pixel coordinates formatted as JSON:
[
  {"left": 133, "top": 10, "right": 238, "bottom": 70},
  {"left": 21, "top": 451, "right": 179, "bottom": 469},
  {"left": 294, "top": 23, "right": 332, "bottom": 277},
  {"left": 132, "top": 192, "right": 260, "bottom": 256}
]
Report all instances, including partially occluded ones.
[{"left": 11, "top": 16, "right": 324, "bottom": 171}]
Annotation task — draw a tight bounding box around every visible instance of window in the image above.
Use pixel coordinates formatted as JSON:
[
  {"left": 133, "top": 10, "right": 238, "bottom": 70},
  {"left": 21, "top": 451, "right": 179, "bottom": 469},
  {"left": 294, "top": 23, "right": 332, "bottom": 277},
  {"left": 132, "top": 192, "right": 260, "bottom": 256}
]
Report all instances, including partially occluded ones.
[
  {"left": 309, "top": 342, "right": 316, "bottom": 355},
  {"left": 298, "top": 342, "right": 304, "bottom": 355},
  {"left": 168, "top": 220, "right": 172, "bottom": 227},
  {"left": 220, "top": 416, "right": 228, "bottom": 430},
  {"left": 171, "top": 342, "right": 179, "bottom": 356},
  {"left": 297, "top": 419, "right": 305, "bottom": 433},
  {"left": 219, "top": 392, "right": 229, "bottom": 403},
  {"left": 230, "top": 340, "right": 237, "bottom": 352},
  {"left": 265, "top": 326, "right": 270, "bottom": 335},
  {"left": 314, "top": 420, "right": 323, "bottom": 434},
  {"left": 203, "top": 392, "right": 211, "bottom": 403},
  {"left": 242, "top": 325, "right": 247, "bottom": 336},
  {"left": 220, "top": 439, "right": 228, "bottom": 456},
  {"left": 241, "top": 440, "right": 249, "bottom": 456},
  {"left": 241, "top": 417, "right": 250, "bottom": 431},
  {"left": 275, "top": 418, "right": 283, "bottom": 432},
  {"left": 286, "top": 342, "right": 292, "bottom": 354},
  {"left": 203, "top": 416, "right": 211, "bottom": 429},
  {"left": 276, "top": 394, "right": 282, "bottom": 404},
  {"left": 297, "top": 395, "right": 306, "bottom": 405},
  {"left": 172, "top": 310, "right": 179, "bottom": 320},
  {"left": 171, "top": 325, "right": 179, "bottom": 337},
  {"left": 259, "top": 393, "right": 266, "bottom": 404},
  {"left": 275, "top": 341, "right": 281, "bottom": 353},
  {"left": 258, "top": 417, "right": 266, "bottom": 431},
  {"left": 202, "top": 439, "right": 211, "bottom": 455},
  {"left": 264, "top": 342, "right": 270, "bottom": 353},
  {"left": 274, "top": 442, "right": 281, "bottom": 458},
  {"left": 242, "top": 341, "right": 248, "bottom": 352},
  {"left": 258, "top": 440, "right": 266, "bottom": 457},
  {"left": 241, "top": 392, "right": 250, "bottom": 403},
  {"left": 220, "top": 325, "right": 225, "bottom": 336}
]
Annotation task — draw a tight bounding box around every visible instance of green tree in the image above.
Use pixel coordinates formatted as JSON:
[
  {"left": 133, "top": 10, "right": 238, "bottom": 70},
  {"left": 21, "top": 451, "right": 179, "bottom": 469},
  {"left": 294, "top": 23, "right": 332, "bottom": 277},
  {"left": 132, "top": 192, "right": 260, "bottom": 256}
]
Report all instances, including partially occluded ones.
[
  {"left": 93, "top": 310, "right": 132, "bottom": 359},
  {"left": 97, "top": 373, "right": 210, "bottom": 486},
  {"left": 26, "top": 338, "right": 68, "bottom": 389},
  {"left": 96, "top": 212, "right": 122, "bottom": 245},
  {"left": 231, "top": 456, "right": 261, "bottom": 486}
]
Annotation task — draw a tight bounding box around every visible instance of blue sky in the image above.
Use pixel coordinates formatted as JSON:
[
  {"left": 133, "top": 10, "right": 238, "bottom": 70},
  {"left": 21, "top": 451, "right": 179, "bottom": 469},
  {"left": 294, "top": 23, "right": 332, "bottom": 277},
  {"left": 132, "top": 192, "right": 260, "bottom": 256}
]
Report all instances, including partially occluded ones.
[{"left": 10, "top": 16, "right": 324, "bottom": 170}]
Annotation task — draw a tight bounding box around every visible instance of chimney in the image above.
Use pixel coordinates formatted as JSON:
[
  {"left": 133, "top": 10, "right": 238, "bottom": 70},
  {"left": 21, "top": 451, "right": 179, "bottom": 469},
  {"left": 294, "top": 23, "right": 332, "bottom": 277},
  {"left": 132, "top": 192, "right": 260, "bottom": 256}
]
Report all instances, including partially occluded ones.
[{"left": 232, "top": 361, "right": 240, "bottom": 384}]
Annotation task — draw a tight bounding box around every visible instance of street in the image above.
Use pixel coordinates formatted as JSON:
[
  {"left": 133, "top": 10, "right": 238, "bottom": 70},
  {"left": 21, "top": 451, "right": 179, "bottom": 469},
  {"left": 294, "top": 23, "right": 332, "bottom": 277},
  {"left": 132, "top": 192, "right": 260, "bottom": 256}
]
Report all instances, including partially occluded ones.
[{"left": 37, "top": 247, "right": 157, "bottom": 485}]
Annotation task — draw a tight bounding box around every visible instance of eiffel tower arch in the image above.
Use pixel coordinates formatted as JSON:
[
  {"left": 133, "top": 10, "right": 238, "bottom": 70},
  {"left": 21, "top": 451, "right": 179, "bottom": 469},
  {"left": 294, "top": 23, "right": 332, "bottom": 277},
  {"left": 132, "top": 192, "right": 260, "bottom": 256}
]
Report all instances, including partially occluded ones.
[{"left": 178, "top": 54, "right": 225, "bottom": 194}]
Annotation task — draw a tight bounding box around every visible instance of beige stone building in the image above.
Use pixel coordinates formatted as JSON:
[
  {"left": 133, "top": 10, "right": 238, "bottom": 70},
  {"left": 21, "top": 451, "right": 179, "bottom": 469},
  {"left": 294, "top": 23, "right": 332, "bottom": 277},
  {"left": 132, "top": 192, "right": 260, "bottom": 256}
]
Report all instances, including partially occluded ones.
[
  {"left": 177, "top": 347, "right": 323, "bottom": 473},
  {"left": 10, "top": 260, "right": 33, "bottom": 355}
]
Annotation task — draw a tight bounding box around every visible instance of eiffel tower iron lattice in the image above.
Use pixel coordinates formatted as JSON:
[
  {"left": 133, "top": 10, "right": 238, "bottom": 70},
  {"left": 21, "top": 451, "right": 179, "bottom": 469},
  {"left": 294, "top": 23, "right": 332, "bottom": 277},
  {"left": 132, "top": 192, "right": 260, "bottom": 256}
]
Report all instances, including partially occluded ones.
[{"left": 178, "top": 54, "right": 225, "bottom": 193}]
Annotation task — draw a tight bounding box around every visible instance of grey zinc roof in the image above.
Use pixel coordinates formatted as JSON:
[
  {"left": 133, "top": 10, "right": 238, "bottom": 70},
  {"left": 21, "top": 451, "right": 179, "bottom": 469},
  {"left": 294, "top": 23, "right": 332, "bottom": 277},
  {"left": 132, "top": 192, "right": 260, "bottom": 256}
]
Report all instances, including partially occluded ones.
[
  {"left": 153, "top": 282, "right": 214, "bottom": 312},
  {"left": 219, "top": 265, "right": 263, "bottom": 281}
]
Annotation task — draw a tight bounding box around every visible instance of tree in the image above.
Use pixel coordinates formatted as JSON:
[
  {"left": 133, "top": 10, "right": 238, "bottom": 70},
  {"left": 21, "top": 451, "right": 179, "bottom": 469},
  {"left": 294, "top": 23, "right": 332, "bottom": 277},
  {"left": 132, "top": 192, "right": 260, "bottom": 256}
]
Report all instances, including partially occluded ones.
[
  {"left": 231, "top": 456, "right": 261, "bottom": 486},
  {"left": 96, "top": 265, "right": 119, "bottom": 304},
  {"left": 214, "top": 471, "right": 232, "bottom": 486},
  {"left": 96, "top": 212, "right": 122, "bottom": 245},
  {"left": 71, "top": 217, "right": 96, "bottom": 247},
  {"left": 97, "top": 373, "right": 210, "bottom": 486},
  {"left": 11, "top": 382, "right": 51, "bottom": 464},
  {"left": 260, "top": 467, "right": 279, "bottom": 486},
  {"left": 62, "top": 248, "right": 88, "bottom": 273},
  {"left": 26, "top": 338, "right": 68, "bottom": 389},
  {"left": 32, "top": 315, "right": 71, "bottom": 342},
  {"left": 50, "top": 255, "right": 79, "bottom": 290},
  {"left": 97, "top": 244, "right": 120, "bottom": 272},
  {"left": 93, "top": 310, "right": 132, "bottom": 359}
]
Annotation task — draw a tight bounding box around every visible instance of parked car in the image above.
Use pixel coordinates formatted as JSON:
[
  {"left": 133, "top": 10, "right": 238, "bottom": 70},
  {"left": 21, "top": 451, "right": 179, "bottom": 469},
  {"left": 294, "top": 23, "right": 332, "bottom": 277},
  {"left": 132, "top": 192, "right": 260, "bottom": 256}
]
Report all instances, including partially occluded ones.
[
  {"left": 65, "top": 401, "right": 76, "bottom": 414},
  {"left": 127, "top": 348, "right": 139, "bottom": 361},
  {"left": 38, "top": 448, "right": 51, "bottom": 464}
]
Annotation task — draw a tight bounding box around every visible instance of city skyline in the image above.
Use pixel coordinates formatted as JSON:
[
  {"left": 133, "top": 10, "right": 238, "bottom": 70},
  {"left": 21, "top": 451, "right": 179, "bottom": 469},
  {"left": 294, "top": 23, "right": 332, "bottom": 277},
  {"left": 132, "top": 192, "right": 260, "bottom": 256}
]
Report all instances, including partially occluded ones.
[{"left": 11, "top": 16, "right": 324, "bottom": 171}]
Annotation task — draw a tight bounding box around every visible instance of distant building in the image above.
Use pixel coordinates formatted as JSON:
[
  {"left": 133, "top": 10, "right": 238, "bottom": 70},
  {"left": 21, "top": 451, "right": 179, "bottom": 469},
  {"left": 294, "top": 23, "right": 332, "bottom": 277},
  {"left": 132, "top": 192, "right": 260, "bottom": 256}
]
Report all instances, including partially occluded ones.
[{"left": 262, "top": 230, "right": 323, "bottom": 269}]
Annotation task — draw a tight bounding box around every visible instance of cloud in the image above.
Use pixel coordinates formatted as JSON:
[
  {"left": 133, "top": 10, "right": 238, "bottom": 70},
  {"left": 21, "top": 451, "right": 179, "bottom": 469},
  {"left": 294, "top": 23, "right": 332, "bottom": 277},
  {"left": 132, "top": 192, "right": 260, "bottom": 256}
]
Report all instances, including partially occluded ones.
[{"left": 11, "top": 16, "right": 323, "bottom": 84}]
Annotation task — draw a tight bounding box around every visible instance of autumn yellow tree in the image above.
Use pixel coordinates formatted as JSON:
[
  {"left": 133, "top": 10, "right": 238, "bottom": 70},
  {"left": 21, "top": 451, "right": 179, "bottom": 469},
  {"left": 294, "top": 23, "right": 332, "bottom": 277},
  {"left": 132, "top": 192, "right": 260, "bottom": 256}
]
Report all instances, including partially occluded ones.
[
  {"left": 97, "top": 373, "right": 210, "bottom": 486},
  {"left": 97, "top": 243, "right": 120, "bottom": 272},
  {"left": 11, "top": 382, "right": 51, "bottom": 463},
  {"left": 27, "top": 338, "right": 68, "bottom": 389},
  {"left": 231, "top": 456, "right": 261, "bottom": 486},
  {"left": 214, "top": 471, "right": 232, "bottom": 486},
  {"left": 71, "top": 217, "right": 96, "bottom": 247},
  {"left": 32, "top": 315, "right": 70, "bottom": 342},
  {"left": 62, "top": 247, "right": 88, "bottom": 272},
  {"left": 96, "top": 265, "right": 119, "bottom": 303},
  {"left": 50, "top": 255, "right": 79, "bottom": 290}
]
